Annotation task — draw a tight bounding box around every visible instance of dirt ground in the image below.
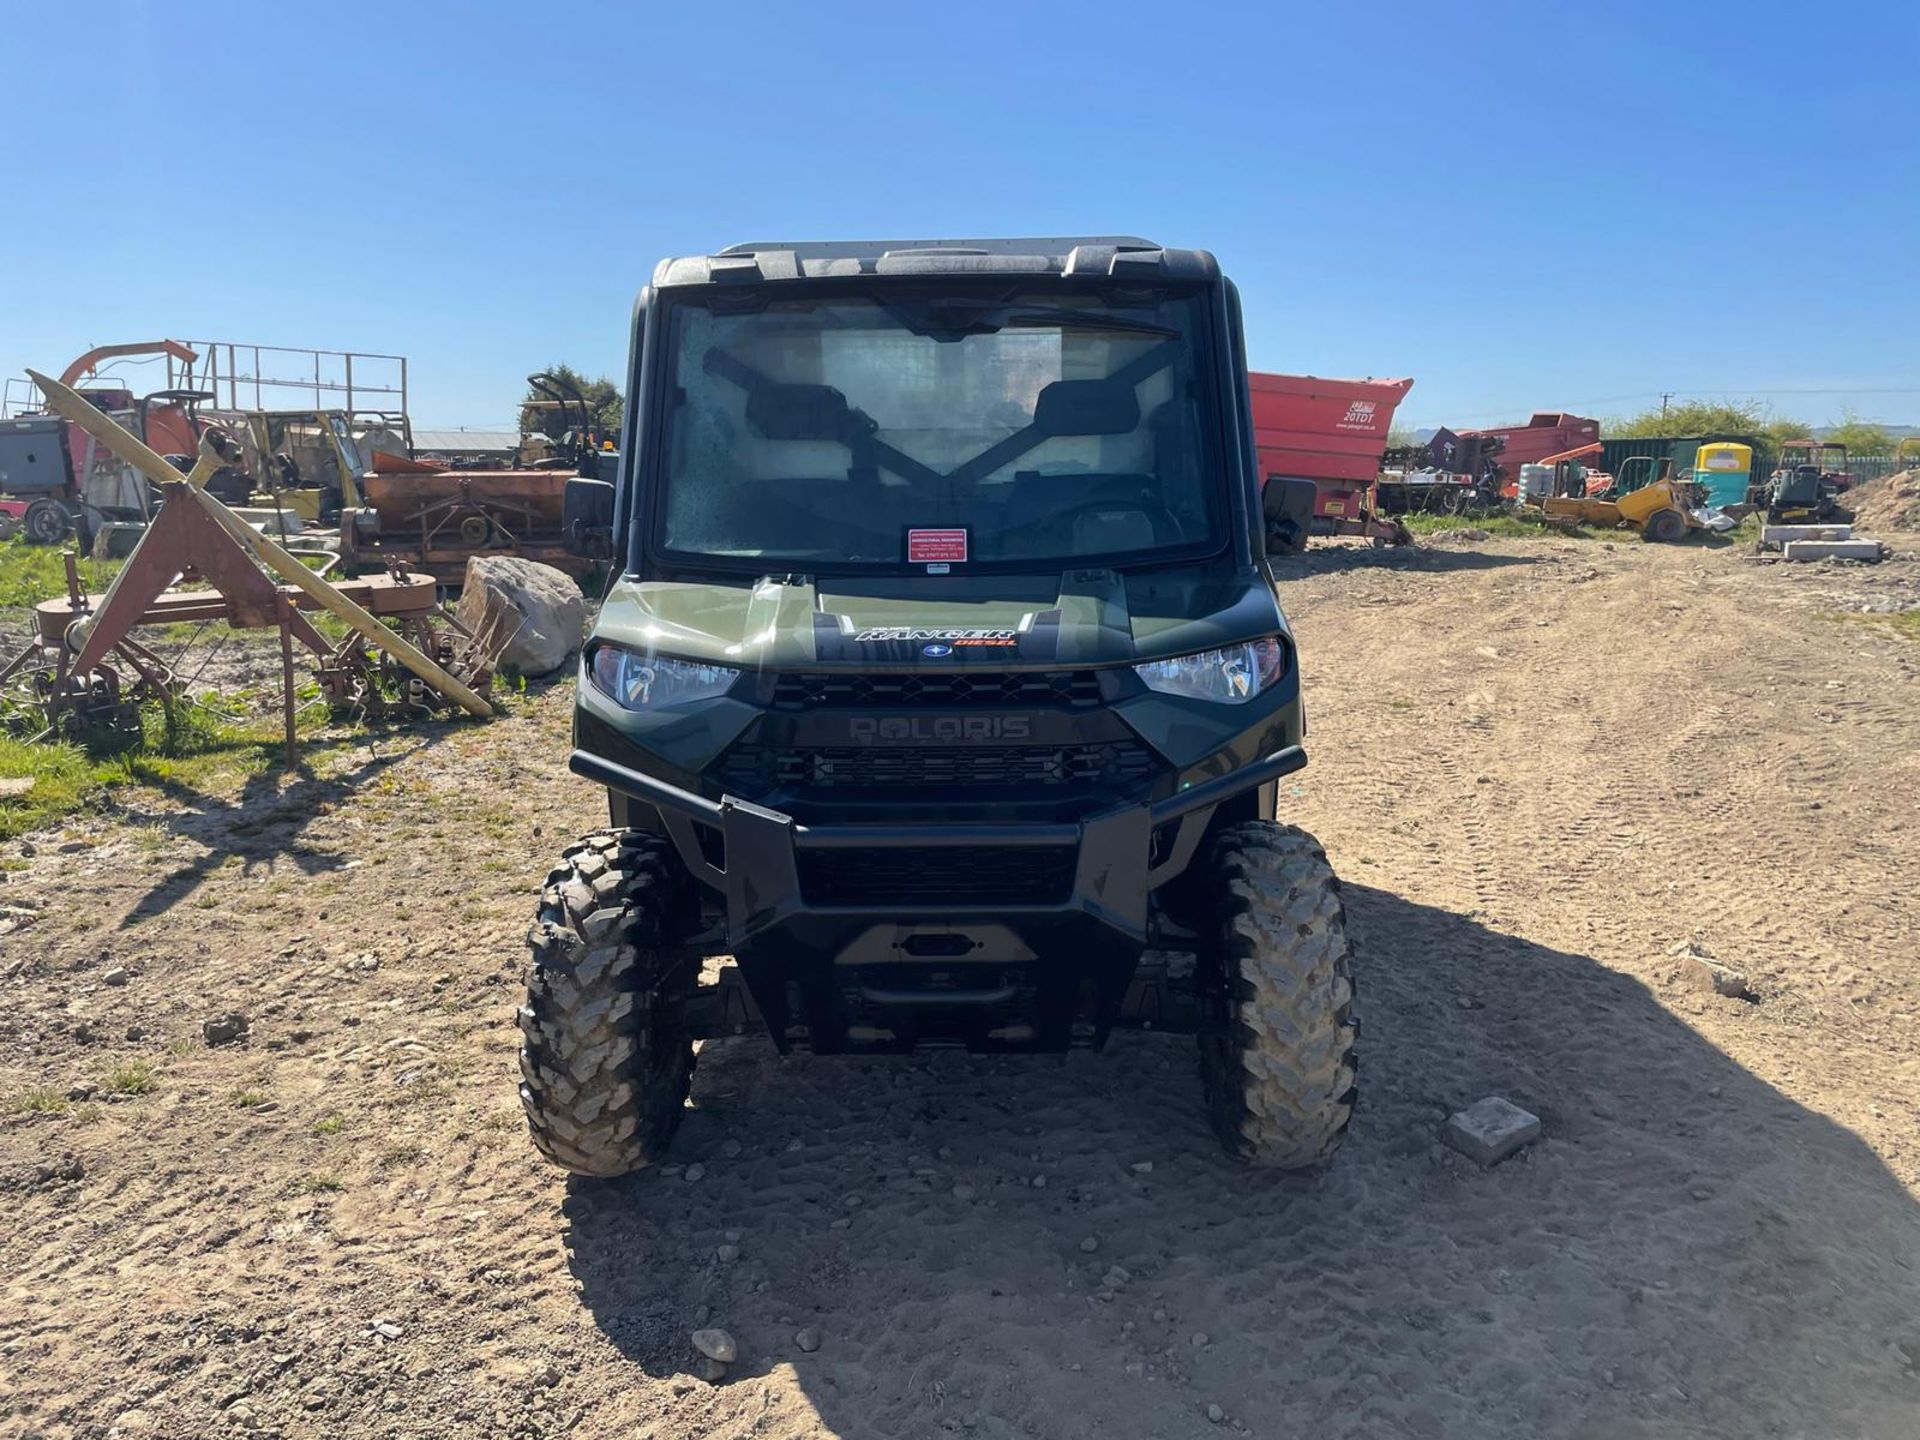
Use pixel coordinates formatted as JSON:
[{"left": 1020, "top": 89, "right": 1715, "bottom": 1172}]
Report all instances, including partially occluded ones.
[{"left": 4, "top": 529, "right": 1920, "bottom": 1440}]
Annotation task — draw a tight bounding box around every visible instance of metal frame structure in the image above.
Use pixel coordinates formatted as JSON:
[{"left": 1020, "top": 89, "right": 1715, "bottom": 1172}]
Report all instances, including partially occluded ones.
[
  {"left": 184, "top": 341, "right": 408, "bottom": 417},
  {"left": 5, "top": 340, "right": 408, "bottom": 422}
]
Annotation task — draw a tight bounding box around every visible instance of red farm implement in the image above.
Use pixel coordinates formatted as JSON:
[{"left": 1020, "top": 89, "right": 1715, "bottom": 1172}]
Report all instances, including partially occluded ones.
[
  {"left": 1249, "top": 372, "right": 1414, "bottom": 546},
  {"left": 1459, "top": 412, "right": 1600, "bottom": 497}
]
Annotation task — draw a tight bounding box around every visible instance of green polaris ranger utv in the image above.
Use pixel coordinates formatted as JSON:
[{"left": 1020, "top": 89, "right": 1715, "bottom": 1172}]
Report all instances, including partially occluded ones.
[{"left": 522, "top": 237, "right": 1354, "bottom": 1176}]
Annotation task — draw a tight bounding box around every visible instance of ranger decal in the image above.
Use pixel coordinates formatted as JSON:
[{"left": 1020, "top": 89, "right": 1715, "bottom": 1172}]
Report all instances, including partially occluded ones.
[{"left": 852, "top": 627, "right": 1019, "bottom": 648}]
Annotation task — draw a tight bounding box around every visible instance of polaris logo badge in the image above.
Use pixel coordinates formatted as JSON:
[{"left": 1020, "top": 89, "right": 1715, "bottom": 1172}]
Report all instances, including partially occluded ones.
[
  {"left": 922, "top": 643, "right": 954, "bottom": 658},
  {"left": 848, "top": 716, "right": 1033, "bottom": 744}
]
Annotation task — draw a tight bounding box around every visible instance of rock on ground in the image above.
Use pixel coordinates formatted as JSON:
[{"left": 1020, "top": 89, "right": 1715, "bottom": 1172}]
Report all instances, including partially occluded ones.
[
  {"left": 202, "top": 1012, "right": 249, "bottom": 1046},
  {"left": 1680, "top": 954, "right": 1754, "bottom": 1000},
  {"left": 690, "top": 1328, "right": 738, "bottom": 1364},
  {"left": 455, "top": 556, "right": 585, "bottom": 678}
]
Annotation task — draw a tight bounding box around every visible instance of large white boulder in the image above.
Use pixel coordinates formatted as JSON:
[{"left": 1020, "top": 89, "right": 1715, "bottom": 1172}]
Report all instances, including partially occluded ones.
[{"left": 455, "top": 556, "right": 585, "bottom": 677}]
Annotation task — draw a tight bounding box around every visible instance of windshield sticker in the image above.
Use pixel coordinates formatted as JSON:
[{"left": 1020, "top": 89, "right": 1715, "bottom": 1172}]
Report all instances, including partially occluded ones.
[
  {"left": 853, "top": 627, "right": 1018, "bottom": 648},
  {"left": 907, "top": 528, "right": 968, "bottom": 564}
]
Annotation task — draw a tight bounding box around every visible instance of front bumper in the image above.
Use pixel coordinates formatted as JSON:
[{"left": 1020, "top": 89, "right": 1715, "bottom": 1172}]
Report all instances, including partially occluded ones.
[
  {"left": 572, "top": 742, "right": 1304, "bottom": 942},
  {"left": 569, "top": 742, "right": 1304, "bottom": 1052}
]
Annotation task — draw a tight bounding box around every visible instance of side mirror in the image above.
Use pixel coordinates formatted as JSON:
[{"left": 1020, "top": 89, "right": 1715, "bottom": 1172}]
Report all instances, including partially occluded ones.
[
  {"left": 1262, "top": 476, "right": 1316, "bottom": 556},
  {"left": 563, "top": 475, "right": 616, "bottom": 559}
]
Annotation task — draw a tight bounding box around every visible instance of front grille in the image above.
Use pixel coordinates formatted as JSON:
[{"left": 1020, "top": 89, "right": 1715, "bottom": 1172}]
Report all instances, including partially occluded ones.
[
  {"left": 799, "top": 846, "right": 1077, "bottom": 906},
  {"left": 717, "top": 740, "right": 1159, "bottom": 795},
  {"left": 771, "top": 671, "right": 1103, "bottom": 708}
]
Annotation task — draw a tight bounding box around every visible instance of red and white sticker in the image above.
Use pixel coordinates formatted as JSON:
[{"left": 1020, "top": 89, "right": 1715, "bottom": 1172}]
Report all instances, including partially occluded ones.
[{"left": 907, "top": 528, "right": 968, "bottom": 564}]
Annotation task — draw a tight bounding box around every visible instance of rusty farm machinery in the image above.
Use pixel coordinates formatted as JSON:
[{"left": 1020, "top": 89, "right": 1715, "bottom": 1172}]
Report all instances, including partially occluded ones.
[{"left": 0, "top": 369, "right": 503, "bottom": 759}]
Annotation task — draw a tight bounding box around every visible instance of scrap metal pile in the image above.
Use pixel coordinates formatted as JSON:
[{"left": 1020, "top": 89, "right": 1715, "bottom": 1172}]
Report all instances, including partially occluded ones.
[
  {"left": 0, "top": 344, "right": 613, "bottom": 589},
  {"left": 1, "top": 370, "right": 502, "bottom": 759}
]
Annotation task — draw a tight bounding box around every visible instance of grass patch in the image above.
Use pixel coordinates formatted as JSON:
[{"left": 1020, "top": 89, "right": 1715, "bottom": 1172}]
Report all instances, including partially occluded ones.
[
  {"left": 9, "top": 1085, "right": 68, "bottom": 1115},
  {"left": 0, "top": 537, "right": 121, "bottom": 608},
  {"left": 312, "top": 1113, "right": 345, "bottom": 1137},
  {"left": 292, "top": 1171, "right": 344, "bottom": 1195},
  {"left": 101, "top": 1061, "right": 156, "bottom": 1096},
  {"left": 1827, "top": 609, "right": 1920, "bottom": 644},
  {"left": 1400, "top": 511, "right": 1611, "bottom": 540},
  {"left": 0, "top": 539, "right": 402, "bottom": 841},
  {"left": 0, "top": 700, "right": 298, "bottom": 842},
  {"left": 232, "top": 1088, "right": 270, "bottom": 1109}
]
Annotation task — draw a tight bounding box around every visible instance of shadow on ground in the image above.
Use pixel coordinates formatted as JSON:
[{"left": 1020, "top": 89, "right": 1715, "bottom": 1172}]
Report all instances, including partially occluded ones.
[
  {"left": 116, "top": 730, "right": 443, "bottom": 926},
  {"left": 562, "top": 885, "right": 1920, "bottom": 1439}
]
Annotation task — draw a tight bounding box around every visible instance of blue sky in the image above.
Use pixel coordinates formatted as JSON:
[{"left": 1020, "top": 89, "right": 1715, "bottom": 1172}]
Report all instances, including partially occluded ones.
[{"left": 2, "top": 0, "right": 1913, "bottom": 431}]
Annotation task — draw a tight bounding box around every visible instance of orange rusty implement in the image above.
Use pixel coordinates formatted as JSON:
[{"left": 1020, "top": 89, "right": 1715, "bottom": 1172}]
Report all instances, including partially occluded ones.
[{"left": 341, "top": 467, "right": 581, "bottom": 583}]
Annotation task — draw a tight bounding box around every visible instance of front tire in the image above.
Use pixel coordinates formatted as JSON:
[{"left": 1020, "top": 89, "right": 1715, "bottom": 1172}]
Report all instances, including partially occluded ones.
[
  {"left": 519, "top": 831, "right": 695, "bottom": 1177},
  {"left": 1642, "top": 508, "right": 1688, "bottom": 543},
  {"left": 1197, "top": 822, "right": 1357, "bottom": 1168}
]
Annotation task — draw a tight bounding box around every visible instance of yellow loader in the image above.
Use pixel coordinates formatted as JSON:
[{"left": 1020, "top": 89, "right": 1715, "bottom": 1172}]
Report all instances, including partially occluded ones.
[{"left": 1533, "top": 450, "right": 1699, "bottom": 542}]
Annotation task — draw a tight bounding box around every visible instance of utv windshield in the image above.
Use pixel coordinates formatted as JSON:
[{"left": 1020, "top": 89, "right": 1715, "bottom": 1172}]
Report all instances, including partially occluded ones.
[{"left": 651, "top": 288, "right": 1226, "bottom": 570}]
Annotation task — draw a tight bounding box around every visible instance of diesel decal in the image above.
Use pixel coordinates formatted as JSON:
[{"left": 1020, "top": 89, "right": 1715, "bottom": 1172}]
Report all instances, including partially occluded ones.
[{"left": 847, "top": 716, "right": 1033, "bottom": 744}]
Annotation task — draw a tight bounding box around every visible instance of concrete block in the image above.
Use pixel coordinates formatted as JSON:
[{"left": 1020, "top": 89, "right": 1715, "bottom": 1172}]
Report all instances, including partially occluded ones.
[
  {"left": 1761, "top": 523, "right": 1850, "bottom": 548},
  {"left": 1782, "top": 539, "right": 1882, "bottom": 562},
  {"left": 1443, "top": 1096, "right": 1541, "bottom": 1166}
]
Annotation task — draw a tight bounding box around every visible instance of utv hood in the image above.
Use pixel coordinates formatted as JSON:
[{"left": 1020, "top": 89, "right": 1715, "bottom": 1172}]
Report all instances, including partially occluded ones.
[{"left": 592, "top": 568, "right": 1287, "bottom": 669}]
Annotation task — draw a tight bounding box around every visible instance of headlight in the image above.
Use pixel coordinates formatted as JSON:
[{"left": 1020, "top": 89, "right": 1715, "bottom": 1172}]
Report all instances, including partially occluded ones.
[
  {"left": 589, "top": 645, "right": 740, "bottom": 710},
  {"left": 1133, "top": 637, "right": 1287, "bottom": 704}
]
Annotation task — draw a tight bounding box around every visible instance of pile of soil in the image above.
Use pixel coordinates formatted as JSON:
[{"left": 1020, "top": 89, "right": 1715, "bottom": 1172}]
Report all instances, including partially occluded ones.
[{"left": 1846, "top": 467, "right": 1920, "bottom": 532}]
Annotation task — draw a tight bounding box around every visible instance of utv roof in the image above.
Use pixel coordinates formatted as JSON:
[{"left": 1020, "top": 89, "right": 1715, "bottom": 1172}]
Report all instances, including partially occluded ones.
[{"left": 652, "top": 236, "right": 1221, "bottom": 288}]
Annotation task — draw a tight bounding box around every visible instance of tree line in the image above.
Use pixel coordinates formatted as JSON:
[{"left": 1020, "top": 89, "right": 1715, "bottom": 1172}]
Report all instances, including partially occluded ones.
[{"left": 1601, "top": 401, "right": 1899, "bottom": 459}]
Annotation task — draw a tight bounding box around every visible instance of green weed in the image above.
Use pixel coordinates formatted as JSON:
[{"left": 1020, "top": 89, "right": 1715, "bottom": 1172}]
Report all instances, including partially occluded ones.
[
  {"left": 102, "top": 1061, "right": 156, "bottom": 1096},
  {"left": 9, "top": 1086, "right": 68, "bottom": 1115}
]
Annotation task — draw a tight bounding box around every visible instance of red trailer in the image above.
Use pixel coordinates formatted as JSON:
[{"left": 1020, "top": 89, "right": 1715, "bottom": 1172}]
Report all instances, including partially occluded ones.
[
  {"left": 1459, "top": 412, "right": 1600, "bottom": 496},
  {"left": 1249, "top": 372, "right": 1414, "bottom": 544}
]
